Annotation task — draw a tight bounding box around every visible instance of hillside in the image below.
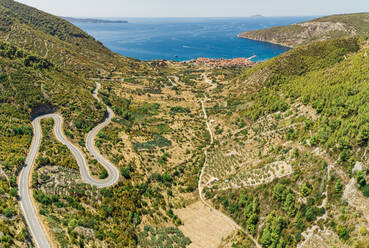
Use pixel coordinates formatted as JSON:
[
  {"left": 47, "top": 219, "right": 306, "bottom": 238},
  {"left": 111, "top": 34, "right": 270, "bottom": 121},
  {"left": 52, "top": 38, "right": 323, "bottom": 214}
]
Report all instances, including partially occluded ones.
[
  {"left": 0, "top": 1, "right": 148, "bottom": 247},
  {"left": 0, "top": 1, "right": 240, "bottom": 248},
  {"left": 200, "top": 36, "right": 369, "bottom": 247},
  {"left": 0, "top": 0, "right": 143, "bottom": 74},
  {"left": 0, "top": 40, "right": 108, "bottom": 247},
  {"left": 238, "top": 13, "right": 369, "bottom": 47},
  {"left": 2, "top": 0, "right": 369, "bottom": 247}
]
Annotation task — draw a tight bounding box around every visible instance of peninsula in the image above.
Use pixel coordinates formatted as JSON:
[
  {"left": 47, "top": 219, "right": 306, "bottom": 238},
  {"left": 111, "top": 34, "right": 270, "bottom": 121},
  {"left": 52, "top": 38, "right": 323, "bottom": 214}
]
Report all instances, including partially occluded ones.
[
  {"left": 63, "top": 17, "right": 128, "bottom": 24},
  {"left": 238, "top": 13, "right": 369, "bottom": 47}
]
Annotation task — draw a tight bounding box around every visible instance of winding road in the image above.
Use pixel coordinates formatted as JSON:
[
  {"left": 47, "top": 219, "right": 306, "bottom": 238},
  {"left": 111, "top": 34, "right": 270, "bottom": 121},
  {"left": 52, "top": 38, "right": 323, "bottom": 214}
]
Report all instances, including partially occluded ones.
[{"left": 19, "top": 82, "right": 119, "bottom": 248}]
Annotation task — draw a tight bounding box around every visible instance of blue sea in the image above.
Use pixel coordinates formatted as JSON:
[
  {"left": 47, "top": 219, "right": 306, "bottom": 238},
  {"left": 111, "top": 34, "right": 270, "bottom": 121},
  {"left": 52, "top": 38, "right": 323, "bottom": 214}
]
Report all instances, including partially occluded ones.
[{"left": 72, "top": 17, "right": 314, "bottom": 62}]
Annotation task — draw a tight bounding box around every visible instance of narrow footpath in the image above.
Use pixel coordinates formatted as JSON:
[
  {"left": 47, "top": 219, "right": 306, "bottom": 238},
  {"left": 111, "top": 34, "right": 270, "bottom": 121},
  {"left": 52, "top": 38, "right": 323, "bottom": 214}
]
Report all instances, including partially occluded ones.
[{"left": 198, "top": 98, "right": 262, "bottom": 248}]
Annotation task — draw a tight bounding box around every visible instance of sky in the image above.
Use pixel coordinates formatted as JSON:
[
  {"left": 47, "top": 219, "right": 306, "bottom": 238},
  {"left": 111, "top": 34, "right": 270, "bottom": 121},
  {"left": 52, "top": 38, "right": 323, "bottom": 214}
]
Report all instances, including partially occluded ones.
[{"left": 15, "top": 0, "right": 369, "bottom": 18}]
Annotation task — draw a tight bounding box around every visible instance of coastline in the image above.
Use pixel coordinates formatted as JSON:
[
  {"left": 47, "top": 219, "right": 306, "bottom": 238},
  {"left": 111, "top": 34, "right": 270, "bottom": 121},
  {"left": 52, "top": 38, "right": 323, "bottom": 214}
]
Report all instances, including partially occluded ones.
[
  {"left": 237, "top": 33, "right": 294, "bottom": 48},
  {"left": 151, "top": 57, "right": 256, "bottom": 67},
  {"left": 72, "top": 17, "right": 297, "bottom": 62}
]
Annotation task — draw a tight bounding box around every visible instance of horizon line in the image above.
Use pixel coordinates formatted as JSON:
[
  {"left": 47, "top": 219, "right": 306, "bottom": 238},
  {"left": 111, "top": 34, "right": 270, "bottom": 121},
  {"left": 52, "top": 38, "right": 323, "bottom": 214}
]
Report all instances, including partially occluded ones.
[
  {"left": 65, "top": 11, "right": 369, "bottom": 19},
  {"left": 65, "top": 15, "right": 321, "bottom": 19}
]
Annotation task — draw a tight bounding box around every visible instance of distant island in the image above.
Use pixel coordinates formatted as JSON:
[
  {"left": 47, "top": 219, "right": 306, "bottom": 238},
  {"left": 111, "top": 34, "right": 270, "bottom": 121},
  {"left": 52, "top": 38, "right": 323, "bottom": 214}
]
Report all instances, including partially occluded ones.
[
  {"left": 63, "top": 17, "right": 128, "bottom": 24},
  {"left": 250, "top": 14, "right": 264, "bottom": 18}
]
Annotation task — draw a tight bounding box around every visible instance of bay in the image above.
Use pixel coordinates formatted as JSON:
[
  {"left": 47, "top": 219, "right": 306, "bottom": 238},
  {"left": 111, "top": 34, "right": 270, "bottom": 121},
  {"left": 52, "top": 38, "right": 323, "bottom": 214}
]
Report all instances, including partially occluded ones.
[{"left": 72, "top": 17, "right": 314, "bottom": 61}]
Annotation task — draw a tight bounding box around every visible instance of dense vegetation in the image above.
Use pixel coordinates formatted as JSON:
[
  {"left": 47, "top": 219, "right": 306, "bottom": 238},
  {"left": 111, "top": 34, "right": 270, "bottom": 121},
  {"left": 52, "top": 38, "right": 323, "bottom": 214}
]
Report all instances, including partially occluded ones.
[
  {"left": 32, "top": 119, "right": 141, "bottom": 247},
  {"left": 240, "top": 37, "right": 360, "bottom": 119},
  {"left": 138, "top": 226, "right": 191, "bottom": 247},
  {"left": 0, "top": 0, "right": 149, "bottom": 74},
  {"left": 203, "top": 35, "right": 369, "bottom": 247},
  {"left": 3, "top": 1, "right": 369, "bottom": 247},
  {"left": 0, "top": 39, "right": 104, "bottom": 246},
  {"left": 239, "top": 37, "right": 369, "bottom": 172}
]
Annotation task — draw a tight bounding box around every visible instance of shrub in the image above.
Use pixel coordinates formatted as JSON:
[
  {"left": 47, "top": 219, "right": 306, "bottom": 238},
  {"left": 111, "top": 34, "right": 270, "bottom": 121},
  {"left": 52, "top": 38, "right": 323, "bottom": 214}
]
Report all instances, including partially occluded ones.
[
  {"left": 170, "top": 106, "right": 191, "bottom": 114},
  {"left": 301, "top": 183, "right": 312, "bottom": 197},
  {"left": 99, "top": 169, "right": 108, "bottom": 179},
  {"left": 9, "top": 187, "right": 18, "bottom": 198},
  {"left": 4, "top": 207, "right": 15, "bottom": 218},
  {"left": 362, "top": 184, "right": 369, "bottom": 198},
  {"left": 121, "top": 168, "right": 131, "bottom": 179},
  {"left": 337, "top": 225, "right": 349, "bottom": 240},
  {"left": 357, "top": 123, "right": 369, "bottom": 146},
  {"left": 335, "top": 180, "right": 342, "bottom": 193}
]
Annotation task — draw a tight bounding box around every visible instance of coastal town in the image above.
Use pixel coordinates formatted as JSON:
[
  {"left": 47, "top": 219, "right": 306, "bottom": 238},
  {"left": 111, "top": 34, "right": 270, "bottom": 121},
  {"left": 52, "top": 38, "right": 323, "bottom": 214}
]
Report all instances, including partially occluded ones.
[
  {"left": 190, "top": 57, "right": 255, "bottom": 67},
  {"left": 153, "top": 57, "right": 255, "bottom": 68}
]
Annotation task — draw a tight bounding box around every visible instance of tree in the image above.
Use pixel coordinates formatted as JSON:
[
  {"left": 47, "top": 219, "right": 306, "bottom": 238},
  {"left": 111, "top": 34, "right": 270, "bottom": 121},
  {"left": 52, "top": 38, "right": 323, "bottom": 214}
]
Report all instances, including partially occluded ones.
[
  {"left": 261, "top": 212, "right": 287, "bottom": 248},
  {"left": 246, "top": 213, "right": 259, "bottom": 234},
  {"left": 9, "top": 187, "right": 18, "bottom": 198},
  {"left": 357, "top": 123, "right": 369, "bottom": 146},
  {"left": 301, "top": 183, "right": 312, "bottom": 197},
  {"left": 283, "top": 193, "right": 296, "bottom": 217},
  {"left": 335, "top": 179, "right": 342, "bottom": 193},
  {"left": 338, "top": 136, "right": 351, "bottom": 150},
  {"left": 4, "top": 207, "right": 15, "bottom": 218},
  {"left": 99, "top": 169, "right": 108, "bottom": 179},
  {"left": 356, "top": 171, "right": 366, "bottom": 188}
]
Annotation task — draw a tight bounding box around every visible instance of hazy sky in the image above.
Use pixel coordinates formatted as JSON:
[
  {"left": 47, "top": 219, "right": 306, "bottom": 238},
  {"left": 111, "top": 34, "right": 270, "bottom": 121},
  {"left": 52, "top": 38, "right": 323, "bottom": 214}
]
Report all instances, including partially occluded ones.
[{"left": 15, "top": 0, "right": 369, "bottom": 17}]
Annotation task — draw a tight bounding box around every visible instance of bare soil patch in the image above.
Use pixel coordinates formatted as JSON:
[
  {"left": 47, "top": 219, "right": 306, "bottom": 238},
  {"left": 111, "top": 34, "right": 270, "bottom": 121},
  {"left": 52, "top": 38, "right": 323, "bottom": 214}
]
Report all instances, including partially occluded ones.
[{"left": 175, "top": 201, "right": 235, "bottom": 248}]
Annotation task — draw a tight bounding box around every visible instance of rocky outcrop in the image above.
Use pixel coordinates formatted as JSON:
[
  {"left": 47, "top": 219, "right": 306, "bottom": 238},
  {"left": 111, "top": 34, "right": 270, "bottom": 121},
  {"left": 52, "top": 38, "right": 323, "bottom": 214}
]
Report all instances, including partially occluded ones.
[
  {"left": 343, "top": 178, "right": 369, "bottom": 223},
  {"left": 73, "top": 226, "right": 95, "bottom": 239}
]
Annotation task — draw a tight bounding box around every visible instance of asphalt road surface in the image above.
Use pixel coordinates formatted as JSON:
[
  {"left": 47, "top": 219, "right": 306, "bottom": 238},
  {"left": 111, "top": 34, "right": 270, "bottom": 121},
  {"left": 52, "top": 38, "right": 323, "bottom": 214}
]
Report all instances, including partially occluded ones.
[{"left": 19, "top": 82, "right": 119, "bottom": 248}]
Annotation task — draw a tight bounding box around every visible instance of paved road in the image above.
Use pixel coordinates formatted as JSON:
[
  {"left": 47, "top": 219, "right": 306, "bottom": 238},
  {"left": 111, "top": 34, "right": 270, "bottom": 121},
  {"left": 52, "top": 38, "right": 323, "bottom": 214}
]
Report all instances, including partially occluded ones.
[
  {"left": 19, "top": 117, "right": 50, "bottom": 248},
  {"left": 86, "top": 82, "right": 120, "bottom": 187},
  {"left": 19, "top": 82, "right": 119, "bottom": 248}
]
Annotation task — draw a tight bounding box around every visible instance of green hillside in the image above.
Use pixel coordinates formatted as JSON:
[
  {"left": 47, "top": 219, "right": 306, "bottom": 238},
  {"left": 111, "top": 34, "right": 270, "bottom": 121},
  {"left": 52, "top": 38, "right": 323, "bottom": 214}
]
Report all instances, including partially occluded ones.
[
  {"left": 0, "top": 1, "right": 145, "bottom": 246},
  {"left": 0, "top": 2, "right": 193, "bottom": 247},
  {"left": 239, "top": 13, "right": 369, "bottom": 48},
  {"left": 0, "top": 0, "right": 134, "bottom": 74},
  {"left": 200, "top": 36, "right": 369, "bottom": 247},
  {"left": 0, "top": 40, "right": 108, "bottom": 246},
  {"left": 2, "top": 0, "right": 369, "bottom": 247}
]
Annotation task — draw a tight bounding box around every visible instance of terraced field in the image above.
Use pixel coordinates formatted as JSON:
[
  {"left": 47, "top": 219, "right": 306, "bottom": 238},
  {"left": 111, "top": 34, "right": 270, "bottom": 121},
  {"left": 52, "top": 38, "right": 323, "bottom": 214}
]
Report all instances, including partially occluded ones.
[{"left": 202, "top": 148, "right": 293, "bottom": 190}]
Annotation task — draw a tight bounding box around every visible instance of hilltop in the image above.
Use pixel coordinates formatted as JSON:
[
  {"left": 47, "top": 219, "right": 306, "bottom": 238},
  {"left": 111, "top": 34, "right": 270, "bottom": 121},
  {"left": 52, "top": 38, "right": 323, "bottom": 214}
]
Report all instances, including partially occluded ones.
[
  {"left": 0, "top": 0, "right": 144, "bottom": 74},
  {"left": 239, "top": 13, "right": 369, "bottom": 47}
]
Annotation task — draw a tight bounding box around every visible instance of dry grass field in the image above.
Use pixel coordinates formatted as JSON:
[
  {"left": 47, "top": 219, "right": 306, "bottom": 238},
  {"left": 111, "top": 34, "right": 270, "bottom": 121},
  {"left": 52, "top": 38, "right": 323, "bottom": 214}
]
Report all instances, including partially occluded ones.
[{"left": 175, "top": 201, "right": 235, "bottom": 248}]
